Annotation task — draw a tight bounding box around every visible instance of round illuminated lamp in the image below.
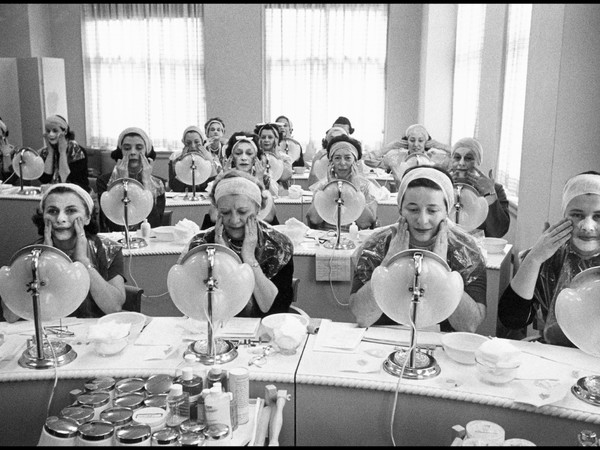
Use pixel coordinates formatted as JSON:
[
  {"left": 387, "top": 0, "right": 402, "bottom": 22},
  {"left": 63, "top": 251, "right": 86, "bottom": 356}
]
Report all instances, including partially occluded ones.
[
  {"left": 100, "top": 177, "right": 153, "bottom": 249},
  {"left": 174, "top": 152, "right": 213, "bottom": 201},
  {"left": 0, "top": 245, "right": 91, "bottom": 369},
  {"left": 451, "top": 182, "right": 489, "bottom": 232},
  {"left": 371, "top": 249, "right": 464, "bottom": 379},
  {"left": 313, "top": 179, "right": 366, "bottom": 250},
  {"left": 555, "top": 267, "right": 600, "bottom": 407},
  {"left": 11, "top": 147, "right": 44, "bottom": 195},
  {"left": 167, "top": 243, "right": 255, "bottom": 365}
]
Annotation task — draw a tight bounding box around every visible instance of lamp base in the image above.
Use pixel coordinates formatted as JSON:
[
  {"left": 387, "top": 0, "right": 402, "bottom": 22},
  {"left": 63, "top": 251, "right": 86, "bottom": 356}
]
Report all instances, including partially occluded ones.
[
  {"left": 572, "top": 375, "right": 600, "bottom": 407},
  {"left": 183, "top": 338, "right": 238, "bottom": 365},
  {"left": 18, "top": 340, "right": 77, "bottom": 369},
  {"left": 183, "top": 193, "right": 202, "bottom": 201},
  {"left": 118, "top": 236, "right": 148, "bottom": 249},
  {"left": 322, "top": 236, "right": 356, "bottom": 250},
  {"left": 17, "top": 187, "right": 40, "bottom": 196},
  {"left": 383, "top": 347, "right": 440, "bottom": 379}
]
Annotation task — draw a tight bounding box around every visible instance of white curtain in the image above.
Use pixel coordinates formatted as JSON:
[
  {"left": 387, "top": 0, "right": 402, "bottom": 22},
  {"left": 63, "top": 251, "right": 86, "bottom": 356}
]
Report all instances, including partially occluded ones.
[
  {"left": 81, "top": 4, "right": 206, "bottom": 152},
  {"left": 496, "top": 4, "right": 532, "bottom": 201},
  {"left": 451, "top": 4, "right": 486, "bottom": 145},
  {"left": 264, "top": 4, "right": 388, "bottom": 158}
]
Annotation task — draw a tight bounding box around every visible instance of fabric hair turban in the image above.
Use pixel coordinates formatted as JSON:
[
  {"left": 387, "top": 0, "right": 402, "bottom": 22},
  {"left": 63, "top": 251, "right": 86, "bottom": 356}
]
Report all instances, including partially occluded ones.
[
  {"left": 45, "top": 115, "right": 69, "bottom": 131},
  {"left": 231, "top": 136, "right": 258, "bottom": 154},
  {"left": 329, "top": 141, "right": 359, "bottom": 161},
  {"left": 205, "top": 119, "right": 225, "bottom": 134},
  {"left": 452, "top": 137, "right": 483, "bottom": 166},
  {"left": 397, "top": 166, "right": 455, "bottom": 214},
  {"left": 405, "top": 124, "right": 430, "bottom": 140},
  {"left": 41, "top": 182, "right": 94, "bottom": 215},
  {"left": 214, "top": 176, "right": 262, "bottom": 208},
  {"left": 182, "top": 126, "right": 205, "bottom": 143},
  {"left": 561, "top": 173, "right": 600, "bottom": 215},
  {"left": 275, "top": 115, "right": 293, "bottom": 130},
  {"left": 118, "top": 127, "right": 153, "bottom": 154}
]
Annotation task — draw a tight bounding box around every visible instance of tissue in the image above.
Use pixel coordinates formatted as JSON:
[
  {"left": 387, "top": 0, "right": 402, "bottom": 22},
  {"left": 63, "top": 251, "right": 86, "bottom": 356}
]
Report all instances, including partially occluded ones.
[
  {"left": 475, "top": 338, "right": 521, "bottom": 368},
  {"left": 173, "top": 219, "right": 200, "bottom": 242},
  {"left": 272, "top": 316, "right": 307, "bottom": 354}
]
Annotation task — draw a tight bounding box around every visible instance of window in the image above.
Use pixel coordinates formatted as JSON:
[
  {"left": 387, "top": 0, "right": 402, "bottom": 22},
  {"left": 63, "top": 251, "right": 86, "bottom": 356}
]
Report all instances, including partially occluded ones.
[
  {"left": 496, "top": 4, "right": 532, "bottom": 202},
  {"left": 81, "top": 4, "right": 206, "bottom": 152},
  {"left": 451, "top": 4, "right": 486, "bottom": 144},
  {"left": 264, "top": 4, "right": 388, "bottom": 155}
]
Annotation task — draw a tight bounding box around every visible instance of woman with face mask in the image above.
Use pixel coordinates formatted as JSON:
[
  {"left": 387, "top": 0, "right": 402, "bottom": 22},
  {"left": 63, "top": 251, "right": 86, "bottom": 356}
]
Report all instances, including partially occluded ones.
[
  {"left": 306, "top": 134, "right": 379, "bottom": 231},
  {"left": 182, "top": 170, "right": 294, "bottom": 318},
  {"left": 449, "top": 137, "right": 510, "bottom": 238},
  {"left": 1, "top": 183, "right": 126, "bottom": 322},
  {"left": 38, "top": 115, "right": 90, "bottom": 192},
  {"left": 253, "top": 122, "right": 293, "bottom": 195},
  {"left": 498, "top": 171, "right": 600, "bottom": 347},
  {"left": 96, "top": 127, "right": 166, "bottom": 231},
  {"left": 349, "top": 165, "right": 487, "bottom": 333}
]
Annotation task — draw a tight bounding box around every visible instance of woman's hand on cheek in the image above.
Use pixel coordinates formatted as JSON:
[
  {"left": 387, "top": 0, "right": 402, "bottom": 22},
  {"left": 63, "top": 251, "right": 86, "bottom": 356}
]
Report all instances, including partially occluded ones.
[
  {"left": 73, "top": 217, "right": 89, "bottom": 264},
  {"left": 433, "top": 218, "right": 449, "bottom": 260},
  {"left": 44, "top": 218, "right": 53, "bottom": 246},
  {"left": 529, "top": 217, "right": 573, "bottom": 264},
  {"left": 215, "top": 216, "right": 226, "bottom": 246},
  {"left": 384, "top": 216, "right": 409, "bottom": 264},
  {"left": 242, "top": 214, "right": 258, "bottom": 262}
]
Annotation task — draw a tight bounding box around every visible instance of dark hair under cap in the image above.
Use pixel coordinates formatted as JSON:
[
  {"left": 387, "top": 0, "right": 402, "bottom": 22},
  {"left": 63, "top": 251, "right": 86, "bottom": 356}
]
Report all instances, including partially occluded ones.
[
  {"left": 204, "top": 117, "right": 226, "bottom": 134},
  {"left": 253, "top": 122, "right": 283, "bottom": 144},
  {"left": 225, "top": 131, "right": 263, "bottom": 160},
  {"left": 332, "top": 116, "right": 354, "bottom": 134},
  {"left": 326, "top": 134, "right": 362, "bottom": 160}
]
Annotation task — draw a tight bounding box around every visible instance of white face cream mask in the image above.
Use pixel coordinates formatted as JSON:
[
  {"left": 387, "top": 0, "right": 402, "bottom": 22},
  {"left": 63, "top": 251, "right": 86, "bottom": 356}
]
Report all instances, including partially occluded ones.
[{"left": 571, "top": 236, "right": 600, "bottom": 254}]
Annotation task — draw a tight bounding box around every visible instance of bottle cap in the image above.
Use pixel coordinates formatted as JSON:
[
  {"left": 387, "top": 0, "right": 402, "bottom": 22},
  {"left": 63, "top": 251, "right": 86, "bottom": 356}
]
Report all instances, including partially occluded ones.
[
  {"left": 169, "top": 384, "right": 183, "bottom": 397},
  {"left": 210, "top": 365, "right": 222, "bottom": 375},
  {"left": 182, "top": 367, "right": 193, "bottom": 381},
  {"left": 212, "top": 382, "right": 223, "bottom": 393},
  {"left": 184, "top": 354, "right": 196, "bottom": 363}
]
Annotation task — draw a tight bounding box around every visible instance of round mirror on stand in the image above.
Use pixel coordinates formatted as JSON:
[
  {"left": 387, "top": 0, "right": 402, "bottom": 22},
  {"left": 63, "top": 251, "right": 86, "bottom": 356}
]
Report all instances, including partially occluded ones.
[
  {"left": 371, "top": 249, "right": 464, "bottom": 379},
  {"left": 167, "top": 243, "right": 255, "bottom": 365},
  {"left": 279, "top": 138, "right": 302, "bottom": 164},
  {"left": 555, "top": 266, "right": 600, "bottom": 407},
  {"left": 313, "top": 179, "right": 365, "bottom": 250},
  {"left": 264, "top": 153, "right": 284, "bottom": 182},
  {"left": 11, "top": 147, "right": 44, "bottom": 195},
  {"left": 0, "top": 245, "right": 90, "bottom": 369},
  {"left": 451, "top": 183, "right": 489, "bottom": 232},
  {"left": 174, "top": 152, "right": 213, "bottom": 201},
  {"left": 100, "top": 178, "right": 154, "bottom": 249}
]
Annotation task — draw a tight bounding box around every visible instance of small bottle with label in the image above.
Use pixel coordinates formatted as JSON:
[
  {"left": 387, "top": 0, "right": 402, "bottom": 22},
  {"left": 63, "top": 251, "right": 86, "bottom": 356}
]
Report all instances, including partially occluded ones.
[
  {"left": 206, "top": 365, "right": 228, "bottom": 391},
  {"left": 177, "top": 367, "right": 204, "bottom": 422},
  {"left": 140, "top": 219, "right": 151, "bottom": 241},
  {"left": 349, "top": 221, "right": 359, "bottom": 241},
  {"left": 198, "top": 388, "right": 211, "bottom": 425},
  {"left": 166, "top": 384, "right": 190, "bottom": 428},
  {"left": 204, "top": 382, "right": 231, "bottom": 429}
]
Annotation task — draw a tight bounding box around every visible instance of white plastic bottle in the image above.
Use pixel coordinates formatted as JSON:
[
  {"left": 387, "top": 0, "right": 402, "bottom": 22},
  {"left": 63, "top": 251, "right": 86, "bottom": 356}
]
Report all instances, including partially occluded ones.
[
  {"left": 349, "top": 221, "right": 359, "bottom": 241},
  {"left": 204, "top": 382, "right": 231, "bottom": 429},
  {"left": 140, "top": 219, "right": 151, "bottom": 240}
]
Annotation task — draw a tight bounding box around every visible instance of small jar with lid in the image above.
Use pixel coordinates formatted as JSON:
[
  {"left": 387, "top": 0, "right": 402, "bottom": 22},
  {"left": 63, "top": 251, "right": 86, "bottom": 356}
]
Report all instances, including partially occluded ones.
[
  {"left": 179, "top": 431, "right": 206, "bottom": 447},
  {"left": 144, "top": 393, "right": 168, "bottom": 410},
  {"left": 151, "top": 427, "right": 181, "bottom": 446},
  {"left": 113, "top": 392, "right": 146, "bottom": 411},
  {"left": 77, "top": 420, "right": 115, "bottom": 446},
  {"left": 38, "top": 416, "right": 79, "bottom": 446},
  {"left": 99, "top": 406, "right": 134, "bottom": 437},
  {"left": 60, "top": 404, "right": 95, "bottom": 426},
  {"left": 145, "top": 374, "right": 174, "bottom": 396},
  {"left": 115, "top": 377, "right": 146, "bottom": 397},
  {"left": 115, "top": 423, "right": 152, "bottom": 446},
  {"left": 132, "top": 406, "right": 168, "bottom": 433},
  {"left": 180, "top": 419, "right": 206, "bottom": 435},
  {"left": 84, "top": 376, "right": 116, "bottom": 401},
  {"left": 76, "top": 391, "right": 112, "bottom": 420},
  {"left": 203, "top": 423, "right": 231, "bottom": 446}
]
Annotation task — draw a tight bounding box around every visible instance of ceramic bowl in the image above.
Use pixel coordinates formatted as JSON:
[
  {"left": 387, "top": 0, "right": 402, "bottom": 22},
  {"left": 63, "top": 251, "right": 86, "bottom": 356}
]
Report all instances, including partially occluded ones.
[
  {"left": 482, "top": 237, "right": 507, "bottom": 254},
  {"left": 98, "top": 311, "right": 147, "bottom": 342},
  {"left": 92, "top": 332, "right": 130, "bottom": 357},
  {"left": 441, "top": 332, "right": 488, "bottom": 365}
]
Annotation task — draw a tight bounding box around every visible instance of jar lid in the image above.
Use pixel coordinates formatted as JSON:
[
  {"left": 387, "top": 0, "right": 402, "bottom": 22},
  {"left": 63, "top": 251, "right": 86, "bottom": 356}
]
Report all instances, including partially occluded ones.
[
  {"left": 203, "top": 423, "right": 230, "bottom": 441},
  {"left": 77, "top": 391, "right": 111, "bottom": 408},
  {"left": 132, "top": 407, "right": 168, "bottom": 428},
  {"left": 115, "top": 377, "right": 146, "bottom": 395},
  {"left": 44, "top": 416, "right": 79, "bottom": 438},
  {"left": 180, "top": 419, "right": 206, "bottom": 434},
  {"left": 84, "top": 376, "right": 116, "bottom": 392},
  {"left": 114, "top": 392, "right": 146, "bottom": 410},
  {"left": 145, "top": 374, "right": 174, "bottom": 395},
  {"left": 179, "top": 431, "right": 206, "bottom": 446},
  {"left": 60, "top": 405, "right": 95, "bottom": 425},
  {"left": 152, "top": 427, "right": 180, "bottom": 444},
  {"left": 144, "top": 394, "right": 168, "bottom": 409},
  {"left": 99, "top": 406, "right": 134, "bottom": 426},
  {"left": 466, "top": 420, "right": 505, "bottom": 445},
  {"left": 78, "top": 420, "right": 115, "bottom": 441},
  {"left": 116, "top": 423, "right": 152, "bottom": 444}
]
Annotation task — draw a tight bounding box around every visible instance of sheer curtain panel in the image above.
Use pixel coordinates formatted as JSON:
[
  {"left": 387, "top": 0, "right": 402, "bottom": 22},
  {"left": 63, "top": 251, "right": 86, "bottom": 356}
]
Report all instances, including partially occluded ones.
[{"left": 81, "top": 4, "right": 206, "bottom": 152}]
